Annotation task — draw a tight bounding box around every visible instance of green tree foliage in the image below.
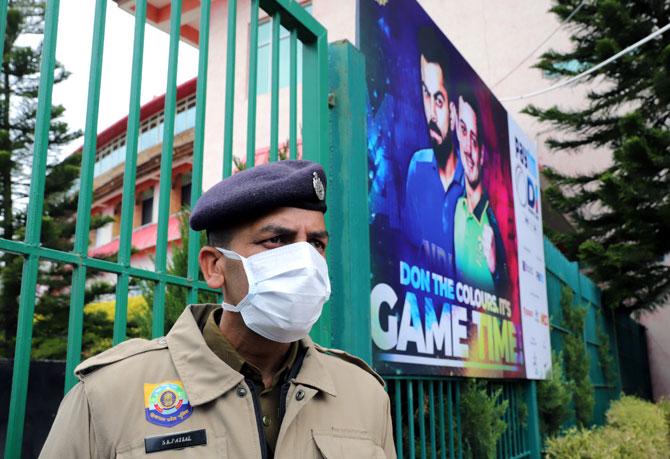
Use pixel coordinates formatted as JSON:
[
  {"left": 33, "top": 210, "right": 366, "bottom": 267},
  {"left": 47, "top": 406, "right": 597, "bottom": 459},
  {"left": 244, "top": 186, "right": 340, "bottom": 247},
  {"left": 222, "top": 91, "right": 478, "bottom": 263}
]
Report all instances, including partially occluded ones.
[
  {"left": 546, "top": 396, "right": 670, "bottom": 458},
  {"left": 525, "top": 0, "right": 670, "bottom": 312},
  {"left": 0, "top": 0, "right": 82, "bottom": 356},
  {"left": 560, "top": 286, "right": 594, "bottom": 427},
  {"left": 1, "top": 152, "right": 116, "bottom": 359},
  {"left": 140, "top": 210, "right": 218, "bottom": 336},
  {"left": 459, "top": 380, "right": 508, "bottom": 459},
  {"left": 537, "top": 351, "right": 573, "bottom": 437}
]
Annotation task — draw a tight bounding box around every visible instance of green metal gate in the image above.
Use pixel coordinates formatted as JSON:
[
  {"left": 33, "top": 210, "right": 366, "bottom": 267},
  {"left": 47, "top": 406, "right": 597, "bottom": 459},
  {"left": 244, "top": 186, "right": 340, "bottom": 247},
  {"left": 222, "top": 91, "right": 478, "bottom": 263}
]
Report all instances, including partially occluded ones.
[{"left": 1, "top": 1, "right": 327, "bottom": 457}]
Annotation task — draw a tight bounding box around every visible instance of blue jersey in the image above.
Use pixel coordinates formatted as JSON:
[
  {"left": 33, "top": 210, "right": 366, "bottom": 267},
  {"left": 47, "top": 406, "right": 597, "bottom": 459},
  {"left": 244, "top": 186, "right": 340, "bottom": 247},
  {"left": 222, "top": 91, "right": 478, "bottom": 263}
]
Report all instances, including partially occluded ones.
[{"left": 404, "top": 148, "right": 464, "bottom": 279}]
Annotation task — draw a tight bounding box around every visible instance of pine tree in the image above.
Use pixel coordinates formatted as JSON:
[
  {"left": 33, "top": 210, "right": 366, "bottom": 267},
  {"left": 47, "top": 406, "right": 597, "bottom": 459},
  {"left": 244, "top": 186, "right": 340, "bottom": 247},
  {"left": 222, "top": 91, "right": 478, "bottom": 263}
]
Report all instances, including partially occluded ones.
[
  {"left": 525, "top": 0, "right": 670, "bottom": 311},
  {"left": 28, "top": 153, "right": 116, "bottom": 359},
  {"left": 0, "top": 0, "right": 82, "bottom": 356}
]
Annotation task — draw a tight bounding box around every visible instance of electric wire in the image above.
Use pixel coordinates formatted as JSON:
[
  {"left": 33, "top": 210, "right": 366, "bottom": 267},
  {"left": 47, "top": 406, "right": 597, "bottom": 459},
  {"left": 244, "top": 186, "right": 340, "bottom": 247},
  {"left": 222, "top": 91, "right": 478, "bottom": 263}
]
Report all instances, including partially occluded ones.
[
  {"left": 491, "top": 0, "right": 587, "bottom": 89},
  {"left": 500, "top": 21, "right": 670, "bottom": 102}
]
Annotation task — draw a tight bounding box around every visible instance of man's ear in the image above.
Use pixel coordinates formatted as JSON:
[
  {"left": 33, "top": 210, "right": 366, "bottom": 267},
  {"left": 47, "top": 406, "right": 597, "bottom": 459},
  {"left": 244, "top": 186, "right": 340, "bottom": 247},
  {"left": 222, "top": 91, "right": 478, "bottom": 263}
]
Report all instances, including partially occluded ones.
[{"left": 198, "top": 246, "right": 225, "bottom": 289}]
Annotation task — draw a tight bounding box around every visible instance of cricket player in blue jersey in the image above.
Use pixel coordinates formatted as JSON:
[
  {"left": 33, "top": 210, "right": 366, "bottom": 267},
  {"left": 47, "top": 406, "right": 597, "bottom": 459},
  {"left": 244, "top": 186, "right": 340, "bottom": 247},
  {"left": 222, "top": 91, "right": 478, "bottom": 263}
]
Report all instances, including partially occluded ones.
[{"left": 405, "top": 27, "right": 464, "bottom": 279}]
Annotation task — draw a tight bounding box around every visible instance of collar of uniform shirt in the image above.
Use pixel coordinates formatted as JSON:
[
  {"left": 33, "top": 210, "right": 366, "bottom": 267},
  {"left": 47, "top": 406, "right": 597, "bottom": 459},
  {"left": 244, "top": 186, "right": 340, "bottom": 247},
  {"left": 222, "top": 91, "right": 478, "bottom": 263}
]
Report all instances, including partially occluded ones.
[{"left": 202, "top": 308, "right": 299, "bottom": 389}]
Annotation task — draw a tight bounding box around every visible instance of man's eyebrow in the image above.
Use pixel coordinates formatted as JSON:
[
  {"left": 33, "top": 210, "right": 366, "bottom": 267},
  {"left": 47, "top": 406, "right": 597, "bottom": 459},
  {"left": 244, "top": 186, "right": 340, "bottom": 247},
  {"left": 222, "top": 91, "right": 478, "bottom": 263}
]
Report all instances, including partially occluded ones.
[
  {"left": 308, "top": 230, "right": 329, "bottom": 240},
  {"left": 257, "top": 224, "right": 297, "bottom": 236}
]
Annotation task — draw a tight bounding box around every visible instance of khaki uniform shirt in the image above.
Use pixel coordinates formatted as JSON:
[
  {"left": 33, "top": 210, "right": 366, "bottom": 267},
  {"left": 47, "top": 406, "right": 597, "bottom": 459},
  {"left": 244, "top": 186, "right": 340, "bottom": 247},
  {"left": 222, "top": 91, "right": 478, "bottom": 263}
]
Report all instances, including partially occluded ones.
[
  {"left": 202, "top": 308, "right": 299, "bottom": 453},
  {"left": 40, "top": 304, "right": 396, "bottom": 458}
]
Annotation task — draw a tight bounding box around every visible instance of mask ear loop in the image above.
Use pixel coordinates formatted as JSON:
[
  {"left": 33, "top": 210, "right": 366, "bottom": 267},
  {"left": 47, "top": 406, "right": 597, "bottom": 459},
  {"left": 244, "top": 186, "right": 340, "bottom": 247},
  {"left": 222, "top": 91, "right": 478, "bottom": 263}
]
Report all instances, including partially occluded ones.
[{"left": 216, "top": 247, "right": 257, "bottom": 312}]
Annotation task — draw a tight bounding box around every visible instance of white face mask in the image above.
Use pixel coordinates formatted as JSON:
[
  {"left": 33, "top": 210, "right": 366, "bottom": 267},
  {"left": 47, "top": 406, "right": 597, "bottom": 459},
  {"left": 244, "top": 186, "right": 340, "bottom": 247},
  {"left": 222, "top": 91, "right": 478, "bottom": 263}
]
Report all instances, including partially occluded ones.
[{"left": 217, "top": 242, "right": 331, "bottom": 343}]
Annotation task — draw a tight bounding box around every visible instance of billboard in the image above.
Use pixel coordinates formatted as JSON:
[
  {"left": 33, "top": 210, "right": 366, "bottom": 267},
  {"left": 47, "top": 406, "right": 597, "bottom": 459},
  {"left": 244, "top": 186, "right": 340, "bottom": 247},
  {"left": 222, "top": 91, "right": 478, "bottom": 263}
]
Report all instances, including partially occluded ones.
[{"left": 360, "top": 0, "right": 551, "bottom": 379}]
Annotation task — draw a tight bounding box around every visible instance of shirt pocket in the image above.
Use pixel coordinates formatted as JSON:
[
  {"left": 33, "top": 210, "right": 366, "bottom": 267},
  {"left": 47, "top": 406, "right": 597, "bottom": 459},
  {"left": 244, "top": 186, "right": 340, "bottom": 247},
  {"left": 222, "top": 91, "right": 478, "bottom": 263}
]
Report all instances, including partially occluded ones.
[
  {"left": 115, "top": 433, "right": 227, "bottom": 458},
  {"left": 312, "top": 429, "right": 386, "bottom": 459}
]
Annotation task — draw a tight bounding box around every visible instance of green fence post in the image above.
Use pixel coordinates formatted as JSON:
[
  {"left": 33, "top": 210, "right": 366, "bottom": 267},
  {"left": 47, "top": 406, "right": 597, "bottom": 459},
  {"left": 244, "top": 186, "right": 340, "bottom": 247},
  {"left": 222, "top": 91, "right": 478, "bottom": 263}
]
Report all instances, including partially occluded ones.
[
  {"left": 114, "top": 0, "right": 147, "bottom": 345},
  {"left": 222, "top": 0, "right": 236, "bottom": 178},
  {"left": 525, "top": 380, "right": 541, "bottom": 458},
  {"left": 64, "top": 0, "right": 108, "bottom": 393},
  {"left": 186, "top": 0, "right": 211, "bottom": 305},
  {"left": 4, "top": 1, "right": 61, "bottom": 456},
  {"left": 324, "top": 41, "right": 371, "bottom": 361},
  {"left": 152, "top": 0, "right": 183, "bottom": 338}
]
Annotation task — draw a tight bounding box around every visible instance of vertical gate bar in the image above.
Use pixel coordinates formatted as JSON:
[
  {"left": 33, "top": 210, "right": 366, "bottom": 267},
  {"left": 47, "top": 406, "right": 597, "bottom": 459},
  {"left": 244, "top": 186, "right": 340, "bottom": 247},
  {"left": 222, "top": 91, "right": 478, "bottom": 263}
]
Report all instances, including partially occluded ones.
[
  {"left": 152, "top": 0, "right": 183, "bottom": 338},
  {"left": 246, "top": 0, "right": 259, "bottom": 167},
  {"left": 496, "top": 387, "right": 510, "bottom": 457},
  {"left": 525, "top": 380, "right": 541, "bottom": 459},
  {"left": 447, "top": 382, "right": 454, "bottom": 459},
  {"left": 114, "top": 0, "right": 147, "bottom": 345},
  {"left": 521, "top": 387, "right": 527, "bottom": 454},
  {"left": 395, "top": 380, "right": 404, "bottom": 459},
  {"left": 269, "top": 11, "right": 280, "bottom": 162},
  {"left": 187, "top": 0, "right": 211, "bottom": 305},
  {"left": 289, "top": 29, "right": 297, "bottom": 159},
  {"left": 523, "top": 396, "right": 528, "bottom": 451},
  {"left": 325, "top": 42, "right": 370, "bottom": 355},
  {"left": 438, "top": 382, "right": 447, "bottom": 459},
  {"left": 429, "top": 381, "right": 437, "bottom": 459},
  {"left": 504, "top": 385, "right": 511, "bottom": 458},
  {"left": 64, "top": 0, "right": 108, "bottom": 393},
  {"left": 510, "top": 385, "right": 515, "bottom": 457},
  {"left": 408, "top": 380, "right": 415, "bottom": 459},
  {"left": 302, "top": 30, "right": 328, "bottom": 340},
  {"left": 418, "top": 381, "right": 426, "bottom": 459},
  {"left": 502, "top": 384, "right": 508, "bottom": 457},
  {"left": 456, "top": 382, "right": 462, "bottom": 459},
  {"left": 4, "top": 0, "right": 61, "bottom": 456},
  {"left": 507, "top": 385, "right": 519, "bottom": 454},
  {"left": 301, "top": 28, "right": 328, "bottom": 165},
  {"left": 0, "top": 0, "right": 8, "bottom": 66},
  {"left": 222, "top": 0, "right": 236, "bottom": 178}
]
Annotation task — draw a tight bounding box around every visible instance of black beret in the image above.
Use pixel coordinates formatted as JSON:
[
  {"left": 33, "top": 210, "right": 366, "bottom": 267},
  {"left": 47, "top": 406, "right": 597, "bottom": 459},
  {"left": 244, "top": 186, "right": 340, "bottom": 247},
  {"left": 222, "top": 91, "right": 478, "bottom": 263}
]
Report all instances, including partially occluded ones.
[{"left": 190, "top": 160, "right": 327, "bottom": 231}]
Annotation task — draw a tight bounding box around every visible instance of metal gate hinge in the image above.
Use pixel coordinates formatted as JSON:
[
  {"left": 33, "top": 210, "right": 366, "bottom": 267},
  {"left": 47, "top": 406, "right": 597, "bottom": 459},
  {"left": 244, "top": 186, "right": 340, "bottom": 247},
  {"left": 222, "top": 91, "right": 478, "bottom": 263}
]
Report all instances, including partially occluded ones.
[{"left": 327, "top": 92, "right": 336, "bottom": 108}]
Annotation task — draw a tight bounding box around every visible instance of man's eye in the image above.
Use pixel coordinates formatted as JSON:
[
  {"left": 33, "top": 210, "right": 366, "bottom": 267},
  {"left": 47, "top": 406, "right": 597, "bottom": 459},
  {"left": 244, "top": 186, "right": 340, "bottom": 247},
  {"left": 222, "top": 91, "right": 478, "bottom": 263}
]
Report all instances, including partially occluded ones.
[
  {"left": 310, "top": 240, "right": 326, "bottom": 251},
  {"left": 264, "top": 235, "right": 285, "bottom": 245}
]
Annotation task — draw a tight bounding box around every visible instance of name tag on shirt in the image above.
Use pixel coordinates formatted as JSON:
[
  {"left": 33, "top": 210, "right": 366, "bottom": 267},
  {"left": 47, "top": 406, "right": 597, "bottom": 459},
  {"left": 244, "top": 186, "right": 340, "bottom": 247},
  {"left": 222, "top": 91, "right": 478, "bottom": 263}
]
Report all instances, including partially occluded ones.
[{"left": 144, "top": 429, "right": 207, "bottom": 454}]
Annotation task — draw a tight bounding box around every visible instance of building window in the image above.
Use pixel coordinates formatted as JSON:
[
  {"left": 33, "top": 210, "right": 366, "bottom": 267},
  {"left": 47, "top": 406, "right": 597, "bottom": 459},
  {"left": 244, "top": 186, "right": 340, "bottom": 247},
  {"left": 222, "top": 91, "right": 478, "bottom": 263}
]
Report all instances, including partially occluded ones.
[
  {"left": 256, "top": 3, "right": 312, "bottom": 95},
  {"left": 141, "top": 189, "right": 154, "bottom": 226},
  {"left": 181, "top": 172, "right": 192, "bottom": 209}
]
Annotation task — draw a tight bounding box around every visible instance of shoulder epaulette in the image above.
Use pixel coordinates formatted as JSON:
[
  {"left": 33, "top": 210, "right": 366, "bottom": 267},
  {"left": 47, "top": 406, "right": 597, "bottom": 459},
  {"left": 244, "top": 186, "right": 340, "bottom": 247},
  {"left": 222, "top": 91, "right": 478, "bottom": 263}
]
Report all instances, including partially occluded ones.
[
  {"left": 314, "top": 344, "right": 386, "bottom": 388},
  {"left": 75, "top": 337, "right": 168, "bottom": 380}
]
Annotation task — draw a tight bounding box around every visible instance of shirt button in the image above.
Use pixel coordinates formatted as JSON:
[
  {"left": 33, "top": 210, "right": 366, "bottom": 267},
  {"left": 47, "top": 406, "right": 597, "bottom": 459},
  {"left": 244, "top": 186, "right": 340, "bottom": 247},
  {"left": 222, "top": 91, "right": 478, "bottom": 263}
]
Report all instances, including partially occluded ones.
[
  {"left": 236, "top": 385, "right": 247, "bottom": 397},
  {"left": 262, "top": 416, "right": 271, "bottom": 427},
  {"left": 295, "top": 389, "right": 305, "bottom": 401}
]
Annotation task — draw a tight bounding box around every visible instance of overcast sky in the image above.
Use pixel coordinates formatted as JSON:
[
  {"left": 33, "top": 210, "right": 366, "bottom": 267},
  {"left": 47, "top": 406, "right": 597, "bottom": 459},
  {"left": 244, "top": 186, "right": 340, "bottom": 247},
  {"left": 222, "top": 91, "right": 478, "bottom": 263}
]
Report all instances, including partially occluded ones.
[{"left": 50, "top": 0, "right": 200, "bottom": 157}]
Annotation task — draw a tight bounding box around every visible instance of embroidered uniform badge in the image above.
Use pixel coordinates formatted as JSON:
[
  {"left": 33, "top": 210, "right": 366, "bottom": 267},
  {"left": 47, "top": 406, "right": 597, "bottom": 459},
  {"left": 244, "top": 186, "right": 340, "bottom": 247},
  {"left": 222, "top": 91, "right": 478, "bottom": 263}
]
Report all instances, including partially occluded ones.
[{"left": 144, "top": 380, "right": 193, "bottom": 427}]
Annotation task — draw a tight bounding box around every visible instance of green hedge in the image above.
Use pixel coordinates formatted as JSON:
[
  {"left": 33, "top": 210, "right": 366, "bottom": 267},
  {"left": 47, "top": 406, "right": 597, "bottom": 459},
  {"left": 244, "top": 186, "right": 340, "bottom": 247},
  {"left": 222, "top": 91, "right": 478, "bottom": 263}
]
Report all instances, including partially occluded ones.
[{"left": 545, "top": 396, "right": 670, "bottom": 458}]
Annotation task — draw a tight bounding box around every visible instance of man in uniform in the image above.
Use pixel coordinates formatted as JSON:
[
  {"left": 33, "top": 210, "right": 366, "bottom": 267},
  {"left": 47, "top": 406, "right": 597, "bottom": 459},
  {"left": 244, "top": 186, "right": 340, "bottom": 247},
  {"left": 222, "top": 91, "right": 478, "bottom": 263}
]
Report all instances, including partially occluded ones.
[
  {"left": 41, "top": 160, "right": 396, "bottom": 458},
  {"left": 405, "top": 26, "right": 464, "bottom": 279}
]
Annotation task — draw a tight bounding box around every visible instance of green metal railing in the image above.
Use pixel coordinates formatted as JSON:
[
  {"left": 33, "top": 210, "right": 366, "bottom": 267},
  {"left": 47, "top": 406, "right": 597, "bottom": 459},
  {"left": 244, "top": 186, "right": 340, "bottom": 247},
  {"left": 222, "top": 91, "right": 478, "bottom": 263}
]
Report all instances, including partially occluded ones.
[
  {"left": 1, "top": 1, "right": 328, "bottom": 457},
  {"left": 386, "top": 377, "right": 533, "bottom": 459}
]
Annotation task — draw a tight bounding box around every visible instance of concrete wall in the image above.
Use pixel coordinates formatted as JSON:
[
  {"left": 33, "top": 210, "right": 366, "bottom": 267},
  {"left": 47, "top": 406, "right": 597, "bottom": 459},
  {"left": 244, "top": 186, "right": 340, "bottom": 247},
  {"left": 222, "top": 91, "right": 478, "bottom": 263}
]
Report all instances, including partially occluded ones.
[
  {"left": 202, "top": 0, "right": 612, "bottom": 191},
  {"left": 637, "top": 307, "right": 670, "bottom": 401}
]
